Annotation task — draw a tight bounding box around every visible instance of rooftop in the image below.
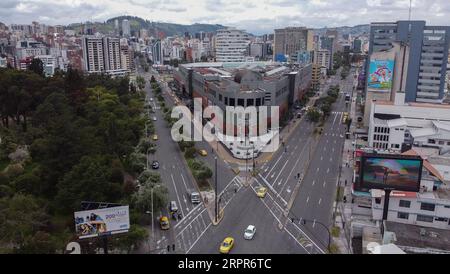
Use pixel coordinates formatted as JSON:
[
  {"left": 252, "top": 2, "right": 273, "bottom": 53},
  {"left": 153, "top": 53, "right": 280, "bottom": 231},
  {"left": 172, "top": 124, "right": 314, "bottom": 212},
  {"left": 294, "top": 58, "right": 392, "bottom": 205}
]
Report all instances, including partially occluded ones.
[{"left": 386, "top": 221, "right": 450, "bottom": 252}]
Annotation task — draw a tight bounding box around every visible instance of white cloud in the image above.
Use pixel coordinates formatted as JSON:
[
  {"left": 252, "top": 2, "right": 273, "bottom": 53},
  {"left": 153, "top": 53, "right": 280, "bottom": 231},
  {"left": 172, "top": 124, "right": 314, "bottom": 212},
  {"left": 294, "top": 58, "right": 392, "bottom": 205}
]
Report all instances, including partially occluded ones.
[{"left": 0, "top": 0, "right": 449, "bottom": 34}]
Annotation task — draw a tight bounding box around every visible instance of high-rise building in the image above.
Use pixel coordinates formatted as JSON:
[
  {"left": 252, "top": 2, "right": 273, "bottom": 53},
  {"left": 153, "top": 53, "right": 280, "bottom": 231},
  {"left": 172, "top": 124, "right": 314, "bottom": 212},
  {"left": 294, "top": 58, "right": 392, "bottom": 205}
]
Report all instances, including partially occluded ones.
[
  {"left": 215, "top": 28, "right": 250, "bottom": 62},
  {"left": 274, "top": 27, "right": 314, "bottom": 61},
  {"left": 353, "top": 39, "right": 362, "bottom": 53},
  {"left": 82, "top": 36, "right": 128, "bottom": 75},
  {"left": 82, "top": 37, "right": 104, "bottom": 72},
  {"left": 368, "top": 21, "right": 450, "bottom": 103},
  {"left": 152, "top": 39, "right": 163, "bottom": 65},
  {"left": 122, "top": 19, "right": 130, "bottom": 37},
  {"left": 313, "top": 49, "right": 331, "bottom": 70}
]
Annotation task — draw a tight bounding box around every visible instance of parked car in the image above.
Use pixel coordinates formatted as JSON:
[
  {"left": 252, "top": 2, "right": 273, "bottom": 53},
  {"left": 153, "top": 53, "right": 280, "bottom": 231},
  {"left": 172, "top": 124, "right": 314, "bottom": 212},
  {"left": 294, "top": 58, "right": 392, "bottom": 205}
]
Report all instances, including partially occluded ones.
[
  {"left": 152, "top": 160, "right": 160, "bottom": 169},
  {"left": 159, "top": 216, "right": 170, "bottom": 230},
  {"left": 169, "top": 201, "right": 178, "bottom": 213}
]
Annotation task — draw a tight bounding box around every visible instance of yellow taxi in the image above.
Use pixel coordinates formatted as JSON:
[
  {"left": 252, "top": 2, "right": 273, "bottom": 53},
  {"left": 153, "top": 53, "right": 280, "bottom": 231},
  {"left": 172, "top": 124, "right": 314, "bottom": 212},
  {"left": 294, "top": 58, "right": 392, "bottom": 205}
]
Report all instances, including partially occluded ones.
[
  {"left": 159, "top": 216, "right": 170, "bottom": 230},
  {"left": 199, "top": 149, "right": 208, "bottom": 157},
  {"left": 219, "top": 237, "right": 234, "bottom": 254},
  {"left": 256, "top": 187, "right": 267, "bottom": 198},
  {"left": 342, "top": 112, "right": 349, "bottom": 124},
  {"left": 152, "top": 134, "right": 159, "bottom": 141}
]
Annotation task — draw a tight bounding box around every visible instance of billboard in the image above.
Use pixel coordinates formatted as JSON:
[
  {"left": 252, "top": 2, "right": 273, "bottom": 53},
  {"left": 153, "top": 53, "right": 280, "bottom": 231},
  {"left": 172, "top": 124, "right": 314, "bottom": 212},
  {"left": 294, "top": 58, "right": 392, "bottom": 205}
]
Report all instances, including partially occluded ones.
[
  {"left": 360, "top": 154, "right": 422, "bottom": 192},
  {"left": 74, "top": 205, "right": 130, "bottom": 239},
  {"left": 367, "top": 59, "right": 394, "bottom": 92}
]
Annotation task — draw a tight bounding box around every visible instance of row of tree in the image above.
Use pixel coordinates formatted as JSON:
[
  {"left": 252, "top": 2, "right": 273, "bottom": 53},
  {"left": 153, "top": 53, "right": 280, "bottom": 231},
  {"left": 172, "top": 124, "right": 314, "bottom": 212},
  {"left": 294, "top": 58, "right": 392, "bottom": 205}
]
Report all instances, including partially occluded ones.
[{"left": 0, "top": 66, "right": 150, "bottom": 253}]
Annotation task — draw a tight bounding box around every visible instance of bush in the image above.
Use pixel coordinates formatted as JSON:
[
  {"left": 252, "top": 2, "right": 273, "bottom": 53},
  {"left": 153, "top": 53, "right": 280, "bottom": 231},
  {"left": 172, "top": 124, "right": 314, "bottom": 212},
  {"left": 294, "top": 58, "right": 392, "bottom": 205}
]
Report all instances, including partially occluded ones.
[{"left": 184, "top": 147, "right": 197, "bottom": 159}]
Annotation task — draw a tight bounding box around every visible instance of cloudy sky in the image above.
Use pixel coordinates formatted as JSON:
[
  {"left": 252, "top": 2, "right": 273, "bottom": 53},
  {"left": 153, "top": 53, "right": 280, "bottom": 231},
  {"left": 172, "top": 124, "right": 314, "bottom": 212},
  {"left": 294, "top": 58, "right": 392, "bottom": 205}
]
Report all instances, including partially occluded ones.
[{"left": 1, "top": 0, "right": 449, "bottom": 34}]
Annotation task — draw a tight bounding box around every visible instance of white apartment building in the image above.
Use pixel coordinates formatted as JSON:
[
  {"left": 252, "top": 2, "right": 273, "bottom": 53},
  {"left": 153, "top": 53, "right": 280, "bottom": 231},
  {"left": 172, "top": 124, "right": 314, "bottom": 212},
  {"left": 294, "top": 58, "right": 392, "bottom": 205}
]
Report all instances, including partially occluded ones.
[
  {"left": 313, "top": 49, "right": 331, "bottom": 71},
  {"left": 82, "top": 37, "right": 104, "bottom": 72},
  {"left": 15, "top": 40, "right": 47, "bottom": 60},
  {"left": 368, "top": 93, "right": 450, "bottom": 153},
  {"left": 82, "top": 36, "right": 129, "bottom": 76},
  {"left": 34, "top": 55, "right": 56, "bottom": 76},
  {"left": 371, "top": 149, "right": 450, "bottom": 230},
  {"left": 122, "top": 19, "right": 130, "bottom": 37},
  {"left": 0, "top": 57, "right": 7, "bottom": 68},
  {"left": 215, "top": 28, "right": 250, "bottom": 62}
]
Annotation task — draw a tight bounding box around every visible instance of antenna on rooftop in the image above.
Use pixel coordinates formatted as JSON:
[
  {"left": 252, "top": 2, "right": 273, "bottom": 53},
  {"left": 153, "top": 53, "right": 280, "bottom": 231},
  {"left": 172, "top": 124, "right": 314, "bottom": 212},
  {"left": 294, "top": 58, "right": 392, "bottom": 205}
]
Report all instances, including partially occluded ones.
[{"left": 408, "top": 0, "right": 412, "bottom": 21}]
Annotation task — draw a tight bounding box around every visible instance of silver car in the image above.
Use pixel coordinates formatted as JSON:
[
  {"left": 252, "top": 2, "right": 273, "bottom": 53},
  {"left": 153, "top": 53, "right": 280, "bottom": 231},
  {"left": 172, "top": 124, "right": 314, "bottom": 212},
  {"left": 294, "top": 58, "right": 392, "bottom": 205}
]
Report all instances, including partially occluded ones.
[{"left": 244, "top": 225, "right": 256, "bottom": 240}]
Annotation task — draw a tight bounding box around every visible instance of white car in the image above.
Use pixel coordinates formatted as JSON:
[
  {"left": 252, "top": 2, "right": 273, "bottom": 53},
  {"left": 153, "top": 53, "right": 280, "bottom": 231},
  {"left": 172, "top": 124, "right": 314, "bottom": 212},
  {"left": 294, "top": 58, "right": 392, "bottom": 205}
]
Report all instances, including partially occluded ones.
[
  {"left": 149, "top": 98, "right": 154, "bottom": 102},
  {"left": 244, "top": 225, "right": 256, "bottom": 240},
  {"left": 152, "top": 117, "right": 157, "bottom": 121}
]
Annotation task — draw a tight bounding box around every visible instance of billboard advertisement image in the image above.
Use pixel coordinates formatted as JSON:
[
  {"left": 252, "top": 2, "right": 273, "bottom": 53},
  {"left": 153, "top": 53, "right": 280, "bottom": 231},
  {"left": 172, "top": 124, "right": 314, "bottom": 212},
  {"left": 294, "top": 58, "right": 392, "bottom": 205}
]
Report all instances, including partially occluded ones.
[
  {"left": 74, "top": 205, "right": 130, "bottom": 239},
  {"left": 360, "top": 154, "right": 422, "bottom": 192},
  {"left": 368, "top": 59, "right": 394, "bottom": 92}
]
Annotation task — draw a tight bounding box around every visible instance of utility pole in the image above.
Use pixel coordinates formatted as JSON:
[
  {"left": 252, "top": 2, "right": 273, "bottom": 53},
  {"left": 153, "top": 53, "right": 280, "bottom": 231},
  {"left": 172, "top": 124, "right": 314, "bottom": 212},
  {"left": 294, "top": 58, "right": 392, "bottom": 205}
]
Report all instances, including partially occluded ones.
[
  {"left": 151, "top": 187, "right": 154, "bottom": 248},
  {"left": 214, "top": 156, "right": 218, "bottom": 223}
]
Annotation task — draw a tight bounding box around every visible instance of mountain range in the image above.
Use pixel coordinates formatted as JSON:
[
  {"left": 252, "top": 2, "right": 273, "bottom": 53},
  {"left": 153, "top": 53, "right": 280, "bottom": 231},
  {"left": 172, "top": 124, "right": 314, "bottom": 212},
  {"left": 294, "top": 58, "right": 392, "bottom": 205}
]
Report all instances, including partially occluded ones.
[
  {"left": 67, "top": 16, "right": 226, "bottom": 37},
  {"left": 66, "top": 16, "right": 370, "bottom": 37}
]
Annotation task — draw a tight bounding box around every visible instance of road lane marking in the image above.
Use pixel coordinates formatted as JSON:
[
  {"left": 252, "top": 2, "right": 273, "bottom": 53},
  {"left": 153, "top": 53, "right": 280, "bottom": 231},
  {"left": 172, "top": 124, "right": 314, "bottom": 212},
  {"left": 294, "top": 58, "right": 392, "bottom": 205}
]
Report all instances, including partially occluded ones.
[
  {"left": 306, "top": 196, "right": 310, "bottom": 203},
  {"left": 265, "top": 154, "right": 283, "bottom": 178},
  {"left": 312, "top": 180, "right": 315, "bottom": 186},
  {"left": 175, "top": 207, "right": 207, "bottom": 237},
  {"left": 272, "top": 159, "right": 290, "bottom": 187},
  {"left": 318, "top": 198, "right": 322, "bottom": 205},
  {"left": 323, "top": 181, "right": 326, "bottom": 188},
  {"left": 313, "top": 219, "right": 316, "bottom": 228},
  {"left": 327, "top": 168, "right": 330, "bottom": 174},
  {"left": 171, "top": 174, "right": 185, "bottom": 217}
]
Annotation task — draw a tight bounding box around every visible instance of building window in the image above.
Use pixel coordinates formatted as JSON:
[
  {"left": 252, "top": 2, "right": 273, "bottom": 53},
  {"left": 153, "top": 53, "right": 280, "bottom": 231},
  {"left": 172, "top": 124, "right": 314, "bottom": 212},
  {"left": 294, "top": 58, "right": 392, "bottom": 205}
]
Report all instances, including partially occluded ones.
[
  {"left": 229, "top": 98, "right": 235, "bottom": 106},
  {"left": 399, "top": 200, "right": 411, "bottom": 208},
  {"left": 219, "top": 94, "right": 223, "bottom": 102},
  {"left": 420, "top": 203, "right": 435, "bottom": 212},
  {"left": 256, "top": 98, "right": 261, "bottom": 106},
  {"left": 428, "top": 139, "right": 436, "bottom": 144},
  {"left": 417, "top": 215, "right": 434, "bottom": 223},
  {"left": 397, "top": 212, "right": 409, "bottom": 220},
  {"left": 439, "top": 141, "right": 445, "bottom": 145},
  {"left": 237, "top": 99, "right": 245, "bottom": 107},
  {"left": 224, "top": 97, "right": 228, "bottom": 105},
  {"left": 375, "top": 198, "right": 381, "bottom": 204},
  {"left": 247, "top": 98, "right": 254, "bottom": 106},
  {"left": 434, "top": 217, "right": 448, "bottom": 222}
]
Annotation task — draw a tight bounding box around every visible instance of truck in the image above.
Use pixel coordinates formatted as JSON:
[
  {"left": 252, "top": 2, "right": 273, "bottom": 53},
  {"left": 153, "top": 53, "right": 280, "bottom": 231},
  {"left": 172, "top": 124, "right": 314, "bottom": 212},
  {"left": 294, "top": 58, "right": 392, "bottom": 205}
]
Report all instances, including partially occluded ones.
[{"left": 187, "top": 189, "right": 201, "bottom": 204}]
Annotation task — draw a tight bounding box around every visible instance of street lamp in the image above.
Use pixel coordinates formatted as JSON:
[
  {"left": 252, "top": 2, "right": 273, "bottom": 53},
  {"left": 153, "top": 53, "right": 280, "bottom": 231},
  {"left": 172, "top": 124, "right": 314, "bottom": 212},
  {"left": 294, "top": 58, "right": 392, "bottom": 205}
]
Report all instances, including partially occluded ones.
[
  {"left": 214, "top": 156, "right": 218, "bottom": 223},
  {"left": 147, "top": 184, "right": 163, "bottom": 253}
]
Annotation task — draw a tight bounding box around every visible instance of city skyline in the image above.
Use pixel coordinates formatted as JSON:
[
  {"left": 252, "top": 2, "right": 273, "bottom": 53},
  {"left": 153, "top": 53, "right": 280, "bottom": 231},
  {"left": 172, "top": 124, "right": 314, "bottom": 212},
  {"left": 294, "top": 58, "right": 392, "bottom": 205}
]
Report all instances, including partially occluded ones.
[{"left": 1, "top": 0, "right": 449, "bottom": 35}]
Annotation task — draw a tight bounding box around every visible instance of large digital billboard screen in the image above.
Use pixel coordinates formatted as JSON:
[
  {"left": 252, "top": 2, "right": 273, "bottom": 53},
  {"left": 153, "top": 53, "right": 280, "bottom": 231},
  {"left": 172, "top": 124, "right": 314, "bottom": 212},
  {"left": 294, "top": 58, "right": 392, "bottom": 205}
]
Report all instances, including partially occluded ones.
[
  {"left": 74, "top": 205, "right": 130, "bottom": 239},
  {"left": 360, "top": 154, "right": 422, "bottom": 192},
  {"left": 368, "top": 59, "right": 394, "bottom": 92}
]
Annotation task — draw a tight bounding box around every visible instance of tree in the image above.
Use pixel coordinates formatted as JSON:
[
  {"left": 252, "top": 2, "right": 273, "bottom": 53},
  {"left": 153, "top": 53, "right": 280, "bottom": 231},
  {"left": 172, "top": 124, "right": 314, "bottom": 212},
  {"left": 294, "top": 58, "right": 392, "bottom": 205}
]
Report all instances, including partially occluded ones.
[
  {"left": 136, "top": 76, "right": 146, "bottom": 91},
  {"left": 28, "top": 59, "right": 44, "bottom": 77},
  {"left": 307, "top": 107, "right": 321, "bottom": 123},
  {"left": 55, "top": 155, "right": 123, "bottom": 213},
  {"left": 133, "top": 184, "right": 168, "bottom": 213},
  {"left": 0, "top": 194, "right": 50, "bottom": 253},
  {"left": 114, "top": 224, "right": 148, "bottom": 254},
  {"left": 184, "top": 147, "right": 197, "bottom": 159}
]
